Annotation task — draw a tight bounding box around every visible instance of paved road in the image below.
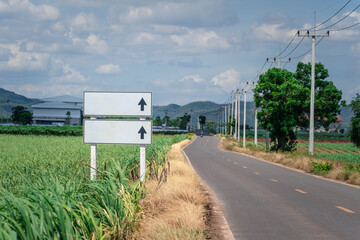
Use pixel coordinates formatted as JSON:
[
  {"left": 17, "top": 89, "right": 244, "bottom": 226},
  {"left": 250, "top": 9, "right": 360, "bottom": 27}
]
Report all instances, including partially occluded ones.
[{"left": 184, "top": 135, "right": 360, "bottom": 240}]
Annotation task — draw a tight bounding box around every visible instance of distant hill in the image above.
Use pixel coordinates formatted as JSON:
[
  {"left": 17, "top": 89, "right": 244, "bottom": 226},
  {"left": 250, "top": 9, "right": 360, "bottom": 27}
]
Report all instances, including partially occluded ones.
[
  {"left": 153, "top": 100, "right": 257, "bottom": 128},
  {"left": 0, "top": 88, "right": 41, "bottom": 118},
  {"left": 0, "top": 88, "right": 354, "bottom": 128}
]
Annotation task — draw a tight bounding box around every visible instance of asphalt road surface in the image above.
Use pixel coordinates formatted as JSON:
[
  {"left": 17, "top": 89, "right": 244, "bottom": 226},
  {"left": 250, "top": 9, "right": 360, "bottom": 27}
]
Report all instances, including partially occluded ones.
[{"left": 183, "top": 135, "right": 360, "bottom": 240}]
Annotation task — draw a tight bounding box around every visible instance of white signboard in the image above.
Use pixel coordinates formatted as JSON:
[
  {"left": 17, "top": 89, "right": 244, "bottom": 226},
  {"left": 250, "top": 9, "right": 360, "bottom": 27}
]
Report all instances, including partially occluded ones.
[
  {"left": 84, "top": 119, "right": 152, "bottom": 145},
  {"left": 83, "top": 91, "right": 152, "bottom": 117}
]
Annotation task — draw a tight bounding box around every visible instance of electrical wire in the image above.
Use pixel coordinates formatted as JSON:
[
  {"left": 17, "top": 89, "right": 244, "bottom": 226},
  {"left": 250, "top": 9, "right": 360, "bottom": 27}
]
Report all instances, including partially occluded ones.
[
  {"left": 331, "top": 20, "right": 360, "bottom": 31},
  {"left": 282, "top": 36, "right": 305, "bottom": 58},
  {"left": 282, "top": 61, "right": 289, "bottom": 69},
  {"left": 250, "top": 60, "right": 268, "bottom": 82},
  {"left": 291, "top": 36, "right": 325, "bottom": 59},
  {"left": 317, "top": 3, "right": 360, "bottom": 31},
  {"left": 275, "top": 33, "right": 297, "bottom": 58},
  {"left": 302, "top": 0, "right": 352, "bottom": 31}
]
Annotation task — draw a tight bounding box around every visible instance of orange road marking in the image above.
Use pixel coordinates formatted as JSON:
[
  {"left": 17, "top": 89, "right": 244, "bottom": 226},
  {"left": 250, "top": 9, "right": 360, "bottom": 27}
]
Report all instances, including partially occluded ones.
[
  {"left": 254, "top": 172, "right": 260, "bottom": 175},
  {"left": 336, "top": 206, "right": 356, "bottom": 214},
  {"left": 270, "top": 179, "right": 279, "bottom": 182},
  {"left": 295, "top": 189, "right": 307, "bottom": 194},
  {"left": 242, "top": 166, "right": 247, "bottom": 169}
]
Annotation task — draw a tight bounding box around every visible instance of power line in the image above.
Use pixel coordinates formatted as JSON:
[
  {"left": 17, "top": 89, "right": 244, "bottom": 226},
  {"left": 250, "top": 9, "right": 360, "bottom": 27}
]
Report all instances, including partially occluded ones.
[
  {"left": 282, "top": 36, "right": 305, "bottom": 58},
  {"left": 317, "top": 3, "right": 360, "bottom": 31},
  {"left": 331, "top": 20, "right": 360, "bottom": 31},
  {"left": 302, "top": 0, "right": 352, "bottom": 31},
  {"left": 291, "top": 36, "right": 326, "bottom": 59},
  {"left": 275, "top": 33, "right": 297, "bottom": 58}
]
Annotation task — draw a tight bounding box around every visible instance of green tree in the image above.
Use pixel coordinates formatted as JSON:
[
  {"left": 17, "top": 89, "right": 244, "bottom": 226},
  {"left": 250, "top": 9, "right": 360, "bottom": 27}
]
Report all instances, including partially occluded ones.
[
  {"left": 179, "top": 113, "right": 191, "bottom": 130},
  {"left": 199, "top": 115, "right": 206, "bottom": 129},
  {"left": 349, "top": 93, "right": 360, "bottom": 147},
  {"left": 11, "top": 106, "right": 33, "bottom": 125},
  {"left": 254, "top": 68, "right": 308, "bottom": 151},
  {"left": 295, "top": 62, "right": 345, "bottom": 128},
  {"left": 154, "top": 116, "right": 162, "bottom": 126},
  {"left": 255, "top": 63, "right": 344, "bottom": 152},
  {"left": 65, "top": 111, "right": 71, "bottom": 126}
]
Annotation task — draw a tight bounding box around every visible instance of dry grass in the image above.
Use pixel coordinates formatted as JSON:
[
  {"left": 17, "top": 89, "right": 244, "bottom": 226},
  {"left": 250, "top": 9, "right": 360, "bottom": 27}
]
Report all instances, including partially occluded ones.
[
  {"left": 134, "top": 138, "right": 207, "bottom": 240},
  {"left": 221, "top": 136, "right": 360, "bottom": 186}
]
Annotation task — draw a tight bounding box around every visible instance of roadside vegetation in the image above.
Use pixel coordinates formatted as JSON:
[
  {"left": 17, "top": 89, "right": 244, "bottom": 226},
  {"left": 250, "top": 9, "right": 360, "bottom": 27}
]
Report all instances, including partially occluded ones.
[
  {"left": 0, "top": 133, "right": 193, "bottom": 239},
  {"left": 221, "top": 136, "right": 360, "bottom": 186}
]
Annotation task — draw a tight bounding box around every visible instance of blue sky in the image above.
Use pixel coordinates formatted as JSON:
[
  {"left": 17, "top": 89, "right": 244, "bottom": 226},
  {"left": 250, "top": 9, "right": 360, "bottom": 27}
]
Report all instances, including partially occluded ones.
[{"left": 1, "top": 0, "right": 360, "bottom": 105}]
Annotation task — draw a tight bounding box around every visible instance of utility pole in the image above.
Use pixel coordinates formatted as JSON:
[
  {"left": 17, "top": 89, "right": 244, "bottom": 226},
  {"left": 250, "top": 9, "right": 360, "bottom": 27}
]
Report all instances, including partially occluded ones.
[
  {"left": 234, "top": 90, "right": 238, "bottom": 139},
  {"left": 254, "top": 108, "right": 258, "bottom": 146},
  {"left": 266, "top": 57, "right": 291, "bottom": 69},
  {"left": 230, "top": 91, "right": 235, "bottom": 136},
  {"left": 237, "top": 89, "right": 241, "bottom": 142},
  {"left": 243, "top": 90, "right": 247, "bottom": 147},
  {"left": 297, "top": 13, "right": 330, "bottom": 156}
]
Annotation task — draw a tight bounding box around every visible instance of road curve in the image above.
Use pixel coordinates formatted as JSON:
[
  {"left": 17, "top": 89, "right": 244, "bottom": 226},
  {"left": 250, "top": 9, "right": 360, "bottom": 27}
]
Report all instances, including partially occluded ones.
[{"left": 183, "top": 135, "right": 360, "bottom": 240}]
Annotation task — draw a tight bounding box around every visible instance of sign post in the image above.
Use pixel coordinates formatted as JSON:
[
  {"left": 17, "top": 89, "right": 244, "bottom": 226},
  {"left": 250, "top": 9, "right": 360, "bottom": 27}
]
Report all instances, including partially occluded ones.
[{"left": 83, "top": 91, "right": 152, "bottom": 182}]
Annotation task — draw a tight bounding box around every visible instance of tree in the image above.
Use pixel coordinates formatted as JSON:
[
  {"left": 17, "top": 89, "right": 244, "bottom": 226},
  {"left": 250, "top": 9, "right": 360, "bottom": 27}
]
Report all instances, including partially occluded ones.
[
  {"left": 11, "top": 106, "right": 33, "bottom": 125},
  {"left": 255, "top": 63, "right": 344, "bottom": 152},
  {"left": 65, "top": 111, "right": 71, "bottom": 126},
  {"left": 154, "top": 116, "right": 162, "bottom": 126},
  {"left": 295, "top": 62, "right": 345, "bottom": 129},
  {"left": 199, "top": 115, "right": 206, "bottom": 129},
  {"left": 254, "top": 68, "right": 308, "bottom": 151},
  {"left": 349, "top": 93, "right": 360, "bottom": 147},
  {"left": 179, "top": 113, "right": 191, "bottom": 130}
]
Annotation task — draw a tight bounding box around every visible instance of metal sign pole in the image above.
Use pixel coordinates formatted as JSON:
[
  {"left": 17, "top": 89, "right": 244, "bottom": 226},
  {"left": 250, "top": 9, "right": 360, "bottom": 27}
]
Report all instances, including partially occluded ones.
[
  {"left": 90, "top": 116, "right": 97, "bottom": 180},
  {"left": 140, "top": 117, "right": 146, "bottom": 182}
]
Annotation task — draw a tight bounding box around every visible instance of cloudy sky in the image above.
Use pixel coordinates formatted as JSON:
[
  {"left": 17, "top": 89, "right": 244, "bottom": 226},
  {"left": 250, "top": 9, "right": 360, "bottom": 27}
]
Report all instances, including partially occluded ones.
[{"left": 1, "top": 0, "right": 360, "bottom": 105}]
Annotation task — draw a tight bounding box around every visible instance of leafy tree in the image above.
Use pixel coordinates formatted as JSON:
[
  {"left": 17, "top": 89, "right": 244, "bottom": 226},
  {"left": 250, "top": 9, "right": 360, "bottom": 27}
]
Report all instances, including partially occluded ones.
[
  {"left": 154, "top": 116, "right": 162, "bottom": 126},
  {"left": 255, "top": 63, "right": 344, "bottom": 152},
  {"left": 295, "top": 62, "right": 345, "bottom": 128},
  {"left": 349, "top": 93, "right": 360, "bottom": 147},
  {"left": 11, "top": 106, "right": 33, "bottom": 125},
  {"left": 205, "top": 120, "right": 217, "bottom": 134},
  {"left": 65, "top": 111, "right": 71, "bottom": 126},
  {"left": 199, "top": 115, "right": 206, "bottom": 129},
  {"left": 254, "top": 68, "right": 308, "bottom": 151},
  {"left": 179, "top": 113, "right": 191, "bottom": 130}
]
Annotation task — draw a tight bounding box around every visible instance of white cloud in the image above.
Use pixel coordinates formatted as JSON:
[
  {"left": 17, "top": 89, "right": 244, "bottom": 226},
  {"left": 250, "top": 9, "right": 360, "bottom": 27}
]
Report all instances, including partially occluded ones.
[
  {"left": 170, "top": 29, "right": 230, "bottom": 52},
  {"left": 179, "top": 74, "right": 204, "bottom": 83},
  {"left": 251, "top": 23, "right": 297, "bottom": 42},
  {"left": 117, "top": 2, "right": 237, "bottom": 28},
  {"left": 96, "top": 64, "right": 121, "bottom": 74},
  {"left": 0, "top": 42, "right": 50, "bottom": 71},
  {"left": 212, "top": 69, "right": 240, "bottom": 92},
  {"left": 71, "top": 12, "right": 98, "bottom": 33},
  {"left": 86, "top": 34, "right": 109, "bottom": 54},
  {"left": 50, "top": 59, "right": 87, "bottom": 83},
  {"left": 0, "top": 0, "right": 60, "bottom": 21}
]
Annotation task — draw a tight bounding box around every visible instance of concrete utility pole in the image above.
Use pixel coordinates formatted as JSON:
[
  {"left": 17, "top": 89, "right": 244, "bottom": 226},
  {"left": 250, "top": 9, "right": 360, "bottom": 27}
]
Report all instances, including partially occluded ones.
[
  {"left": 254, "top": 108, "right": 258, "bottom": 146},
  {"left": 266, "top": 57, "right": 291, "bottom": 69},
  {"left": 237, "top": 89, "right": 241, "bottom": 142},
  {"left": 243, "top": 90, "right": 247, "bottom": 147},
  {"left": 297, "top": 13, "right": 330, "bottom": 156},
  {"left": 230, "top": 91, "right": 235, "bottom": 136},
  {"left": 234, "top": 90, "right": 238, "bottom": 139}
]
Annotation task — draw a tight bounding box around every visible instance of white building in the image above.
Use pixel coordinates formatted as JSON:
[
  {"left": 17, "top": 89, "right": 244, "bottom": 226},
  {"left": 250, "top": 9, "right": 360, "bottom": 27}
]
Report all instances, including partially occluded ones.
[{"left": 32, "top": 95, "right": 83, "bottom": 126}]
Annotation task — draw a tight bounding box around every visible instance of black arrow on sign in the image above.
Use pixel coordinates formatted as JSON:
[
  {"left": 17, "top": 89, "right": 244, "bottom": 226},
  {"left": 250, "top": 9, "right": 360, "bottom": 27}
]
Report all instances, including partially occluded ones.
[
  {"left": 138, "top": 126, "right": 147, "bottom": 139},
  {"left": 138, "top": 98, "right": 147, "bottom": 111}
]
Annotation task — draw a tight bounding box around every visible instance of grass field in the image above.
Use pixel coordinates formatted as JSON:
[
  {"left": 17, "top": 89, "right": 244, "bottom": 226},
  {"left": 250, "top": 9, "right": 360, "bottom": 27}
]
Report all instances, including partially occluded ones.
[
  {"left": 0, "top": 134, "right": 188, "bottom": 239},
  {"left": 256, "top": 141, "right": 360, "bottom": 165}
]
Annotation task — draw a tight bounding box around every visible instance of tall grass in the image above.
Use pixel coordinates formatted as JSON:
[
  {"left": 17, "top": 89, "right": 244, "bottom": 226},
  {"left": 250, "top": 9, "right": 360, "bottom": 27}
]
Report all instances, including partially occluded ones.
[{"left": 0, "top": 134, "right": 187, "bottom": 239}]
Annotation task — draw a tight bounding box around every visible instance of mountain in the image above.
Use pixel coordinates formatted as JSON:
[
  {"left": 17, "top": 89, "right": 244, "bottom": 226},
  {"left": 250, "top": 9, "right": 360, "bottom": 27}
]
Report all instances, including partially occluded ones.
[
  {"left": 0, "top": 88, "right": 41, "bottom": 118},
  {"left": 153, "top": 100, "right": 257, "bottom": 128}
]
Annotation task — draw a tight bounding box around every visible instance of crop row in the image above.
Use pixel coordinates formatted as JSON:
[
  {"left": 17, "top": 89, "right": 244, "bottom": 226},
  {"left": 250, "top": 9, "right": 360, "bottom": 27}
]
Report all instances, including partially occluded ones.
[{"left": 0, "top": 134, "right": 188, "bottom": 239}]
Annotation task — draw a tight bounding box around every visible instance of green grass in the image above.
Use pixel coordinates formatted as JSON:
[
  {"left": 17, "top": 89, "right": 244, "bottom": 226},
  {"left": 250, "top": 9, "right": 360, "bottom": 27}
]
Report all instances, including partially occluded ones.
[{"left": 0, "top": 134, "right": 188, "bottom": 239}]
